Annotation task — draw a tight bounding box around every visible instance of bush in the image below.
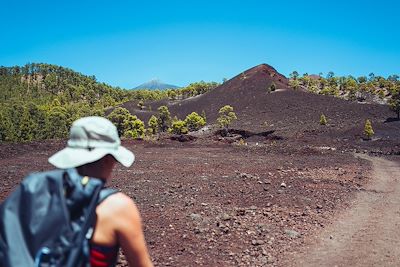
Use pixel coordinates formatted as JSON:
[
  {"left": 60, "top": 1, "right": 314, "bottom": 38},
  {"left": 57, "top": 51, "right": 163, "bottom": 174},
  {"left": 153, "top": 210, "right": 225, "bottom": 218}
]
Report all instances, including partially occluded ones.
[
  {"left": 320, "top": 114, "right": 327, "bottom": 125},
  {"left": 389, "top": 90, "right": 400, "bottom": 119},
  {"left": 217, "top": 105, "right": 237, "bottom": 131},
  {"left": 378, "top": 90, "right": 385, "bottom": 99},
  {"left": 364, "top": 119, "right": 374, "bottom": 140},
  {"left": 184, "top": 112, "right": 206, "bottom": 131},
  {"left": 107, "top": 107, "right": 131, "bottom": 136},
  {"left": 124, "top": 129, "right": 141, "bottom": 139},
  {"left": 123, "top": 115, "right": 145, "bottom": 139},
  {"left": 107, "top": 107, "right": 145, "bottom": 138},
  {"left": 157, "top": 105, "right": 171, "bottom": 132},
  {"left": 169, "top": 120, "right": 188, "bottom": 134},
  {"left": 201, "top": 110, "right": 207, "bottom": 121},
  {"left": 147, "top": 115, "right": 159, "bottom": 134},
  {"left": 289, "top": 79, "right": 300, "bottom": 90}
]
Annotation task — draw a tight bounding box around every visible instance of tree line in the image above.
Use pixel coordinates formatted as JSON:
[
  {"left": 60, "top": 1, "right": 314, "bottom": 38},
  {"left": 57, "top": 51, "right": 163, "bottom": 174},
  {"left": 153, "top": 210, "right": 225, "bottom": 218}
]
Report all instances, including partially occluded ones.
[
  {"left": 106, "top": 104, "right": 237, "bottom": 138},
  {"left": 0, "top": 63, "right": 220, "bottom": 142},
  {"left": 288, "top": 71, "right": 400, "bottom": 118}
]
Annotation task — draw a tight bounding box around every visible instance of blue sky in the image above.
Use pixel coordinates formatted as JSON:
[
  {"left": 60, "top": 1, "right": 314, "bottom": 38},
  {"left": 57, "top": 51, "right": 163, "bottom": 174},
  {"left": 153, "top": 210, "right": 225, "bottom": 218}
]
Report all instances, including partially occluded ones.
[{"left": 1, "top": 0, "right": 399, "bottom": 88}]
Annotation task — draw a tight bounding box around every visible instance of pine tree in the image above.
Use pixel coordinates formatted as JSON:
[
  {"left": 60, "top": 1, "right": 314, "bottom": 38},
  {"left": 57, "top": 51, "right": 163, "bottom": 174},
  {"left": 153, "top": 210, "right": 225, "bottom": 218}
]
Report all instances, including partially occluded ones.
[
  {"left": 157, "top": 106, "right": 171, "bottom": 132},
  {"left": 123, "top": 115, "right": 145, "bottom": 139},
  {"left": 107, "top": 107, "right": 131, "bottom": 136},
  {"left": 389, "top": 89, "right": 400, "bottom": 119},
  {"left": 148, "top": 115, "right": 159, "bottom": 135},
  {"left": 320, "top": 114, "right": 327, "bottom": 125},
  {"left": 169, "top": 120, "right": 188, "bottom": 134},
  {"left": 201, "top": 110, "right": 207, "bottom": 122},
  {"left": 364, "top": 119, "right": 374, "bottom": 140},
  {"left": 217, "top": 105, "right": 237, "bottom": 135},
  {"left": 184, "top": 112, "right": 206, "bottom": 131}
]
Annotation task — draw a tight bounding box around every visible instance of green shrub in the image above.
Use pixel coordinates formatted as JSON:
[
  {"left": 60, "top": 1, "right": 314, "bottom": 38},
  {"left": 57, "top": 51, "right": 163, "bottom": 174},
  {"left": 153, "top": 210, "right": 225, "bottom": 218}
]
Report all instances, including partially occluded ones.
[
  {"left": 124, "top": 129, "right": 141, "bottom": 139},
  {"left": 217, "top": 105, "right": 237, "bottom": 130},
  {"left": 157, "top": 105, "right": 171, "bottom": 132},
  {"left": 320, "top": 114, "right": 327, "bottom": 125},
  {"left": 147, "top": 115, "right": 159, "bottom": 134},
  {"left": 201, "top": 110, "right": 207, "bottom": 121},
  {"left": 184, "top": 112, "right": 206, "bottom": 131},
  {"left": 123, "top": 115, "right": 145, "bottom": 139},
  {"left": 107, "top": 107, "right": 145, "bottom": 138},
  {"left": 378, "top": 90, "right": 385, "bottom": 99},
  {"left": 364, "top": 119, "right": 374, "bottom": 140},
  {"left": 169, "top": 120, "right": 188, "bottom": 134},
  {"left": 107, "top": 107, "right": 131, "bottom": 136},
  {"left": 389, "top": 90, "right": 400, "bottom": 119}
]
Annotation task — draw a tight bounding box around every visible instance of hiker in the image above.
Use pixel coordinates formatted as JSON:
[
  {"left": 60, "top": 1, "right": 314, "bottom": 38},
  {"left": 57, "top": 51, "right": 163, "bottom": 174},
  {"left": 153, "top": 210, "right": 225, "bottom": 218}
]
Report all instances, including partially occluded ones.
[{"left": 48, "top": 116, "right": 154, "bottom": 267}]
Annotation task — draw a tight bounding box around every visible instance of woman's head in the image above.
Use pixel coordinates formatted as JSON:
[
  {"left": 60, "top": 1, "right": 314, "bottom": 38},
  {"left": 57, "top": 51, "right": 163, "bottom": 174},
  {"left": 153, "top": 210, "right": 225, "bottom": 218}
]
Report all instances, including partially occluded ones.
[
  {"left": 77, "top": 154, "right": 117, "bottom": 180},
  {"left": 48, "top": 116, "right": 134, "bottom": 170}
]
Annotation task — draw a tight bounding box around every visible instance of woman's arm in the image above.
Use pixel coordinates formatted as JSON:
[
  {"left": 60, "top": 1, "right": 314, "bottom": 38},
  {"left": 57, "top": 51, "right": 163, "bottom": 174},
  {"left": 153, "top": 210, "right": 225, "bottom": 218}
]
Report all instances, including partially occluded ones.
[{"left": 112, "top": 193, "right": 154, "bottom": 267}]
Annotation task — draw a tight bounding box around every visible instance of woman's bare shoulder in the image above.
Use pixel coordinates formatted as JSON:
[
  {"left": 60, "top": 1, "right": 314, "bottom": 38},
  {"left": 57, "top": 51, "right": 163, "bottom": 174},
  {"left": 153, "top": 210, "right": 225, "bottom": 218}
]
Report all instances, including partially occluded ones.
[
  {"left": 100, "top": 192, "right": 141, "bottom": 220},
  {"left": 104, "top": 192, "right": 134, "bottom": 205}
]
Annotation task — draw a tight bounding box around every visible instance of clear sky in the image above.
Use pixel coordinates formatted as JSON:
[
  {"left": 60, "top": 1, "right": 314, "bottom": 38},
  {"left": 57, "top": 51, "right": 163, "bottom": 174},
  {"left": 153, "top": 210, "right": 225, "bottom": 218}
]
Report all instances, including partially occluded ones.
[{"left": 1, "top": 0, "right": 399, "bottom": 88}]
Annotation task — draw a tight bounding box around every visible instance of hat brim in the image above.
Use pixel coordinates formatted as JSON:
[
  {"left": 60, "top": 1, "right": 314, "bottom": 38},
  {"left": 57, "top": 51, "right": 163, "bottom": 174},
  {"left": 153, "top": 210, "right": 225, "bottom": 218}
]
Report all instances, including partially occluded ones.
[{"left": 48, "top": 146, "right": 135, "bottom": 169}]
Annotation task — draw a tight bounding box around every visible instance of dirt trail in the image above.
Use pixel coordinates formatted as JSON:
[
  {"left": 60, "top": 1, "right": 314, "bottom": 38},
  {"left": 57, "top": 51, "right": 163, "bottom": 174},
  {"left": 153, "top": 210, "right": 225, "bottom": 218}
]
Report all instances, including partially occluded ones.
[{"left": 288, "top": 154, "right": 400, "bottom": 267}]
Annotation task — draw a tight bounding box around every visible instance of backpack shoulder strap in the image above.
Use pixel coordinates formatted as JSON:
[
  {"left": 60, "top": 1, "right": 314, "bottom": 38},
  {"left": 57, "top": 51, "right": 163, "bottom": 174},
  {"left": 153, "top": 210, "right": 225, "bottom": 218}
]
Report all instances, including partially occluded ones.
[{"left": 98, "top": 188, "right": 118, "bottom": 204}]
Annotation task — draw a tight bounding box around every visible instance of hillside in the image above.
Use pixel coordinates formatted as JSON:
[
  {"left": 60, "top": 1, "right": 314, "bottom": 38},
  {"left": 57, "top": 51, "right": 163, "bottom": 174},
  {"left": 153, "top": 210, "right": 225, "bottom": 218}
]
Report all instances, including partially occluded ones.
[
  {"left": 0, "top": 63, "right": 134, "bottom": 142},
  {"left": 122, "top": 63, "right": 399, "bottom": 153},
  {"left": 123, "top": 63, "right": 289, "bottom": 121},
  {"left": 0, "top": 63, "right": 134, "bottom": 105},
  {"left": 1, "top": 62, "right": 399, "bottom": 148},
  {"left": 0, "top": 63, "right": 223, "bottom": 142}
]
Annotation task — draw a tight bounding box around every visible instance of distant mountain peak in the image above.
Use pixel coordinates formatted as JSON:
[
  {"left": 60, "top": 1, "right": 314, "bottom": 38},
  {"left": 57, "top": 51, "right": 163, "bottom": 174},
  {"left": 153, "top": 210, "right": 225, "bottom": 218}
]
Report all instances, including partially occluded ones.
[{"left": 133, "top": 79, "right": 179, "bottom": 90}]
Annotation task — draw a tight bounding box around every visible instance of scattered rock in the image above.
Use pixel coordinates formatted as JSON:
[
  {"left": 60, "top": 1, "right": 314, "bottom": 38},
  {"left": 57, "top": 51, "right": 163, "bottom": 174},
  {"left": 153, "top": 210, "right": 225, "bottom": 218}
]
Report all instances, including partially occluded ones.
[
  {"left": 189, "top": 213, "right": 202, "bottom": 222},
  {"left": 236, "top": 209, "right": 246, "bottom": 216},
  {"left": 285, "top": 229, "right": 300, "bottom": 238},
  {"left": 170, "top": 134, "right": 197, "bottom": 142},
  {"left": 237, "top": 172, "right": 259, "bottom": 179},
  {"left": 221, "top": 213, "right": 231, "bottom": 221},
  {"left": 267, "top": 256, "right": 276, "bottom": 264},
  {"left": 252, "top": 239, "right": 265, "bottom": 246}
]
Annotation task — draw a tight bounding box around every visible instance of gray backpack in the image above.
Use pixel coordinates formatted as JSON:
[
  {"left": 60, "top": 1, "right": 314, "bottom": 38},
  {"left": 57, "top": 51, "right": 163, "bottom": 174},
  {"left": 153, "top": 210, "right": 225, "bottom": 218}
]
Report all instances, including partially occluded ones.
[{"left": 0, "top": 168, "right": 116, "bottom": 267}]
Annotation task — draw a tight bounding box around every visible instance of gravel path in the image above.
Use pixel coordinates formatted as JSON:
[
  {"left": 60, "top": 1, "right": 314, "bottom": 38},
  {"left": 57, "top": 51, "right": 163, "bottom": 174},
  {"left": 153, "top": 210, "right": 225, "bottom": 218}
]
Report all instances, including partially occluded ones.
[{"left": 288, "top": 154, "right": 400, "bottom": 266}]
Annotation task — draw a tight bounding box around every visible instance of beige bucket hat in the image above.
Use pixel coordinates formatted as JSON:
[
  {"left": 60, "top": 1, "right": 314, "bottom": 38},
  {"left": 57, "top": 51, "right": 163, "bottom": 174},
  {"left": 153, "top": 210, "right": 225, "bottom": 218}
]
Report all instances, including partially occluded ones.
[{"left": 48, "top": 116, "right": 135, "bottom": 169}]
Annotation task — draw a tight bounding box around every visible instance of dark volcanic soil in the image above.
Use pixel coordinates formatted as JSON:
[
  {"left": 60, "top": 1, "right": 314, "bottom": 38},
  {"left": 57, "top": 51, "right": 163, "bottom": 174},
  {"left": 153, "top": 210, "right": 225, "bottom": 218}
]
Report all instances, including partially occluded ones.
[
  {"left": 0, "top": 140, "right": 372, "bottom": 266},
  {"left": 122, "top": 64, "right": 400, "bottom": 154}
]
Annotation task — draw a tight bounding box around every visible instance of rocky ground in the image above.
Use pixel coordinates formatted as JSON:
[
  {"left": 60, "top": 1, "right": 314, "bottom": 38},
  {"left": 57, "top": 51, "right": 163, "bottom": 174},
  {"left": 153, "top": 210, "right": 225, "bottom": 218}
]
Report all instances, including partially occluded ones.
[
  {"left": 284, "top": 154, "right": 400, "bottom": 266},
  {"left": 0, "top": 138, "right": 373, "bottom": 266}
]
